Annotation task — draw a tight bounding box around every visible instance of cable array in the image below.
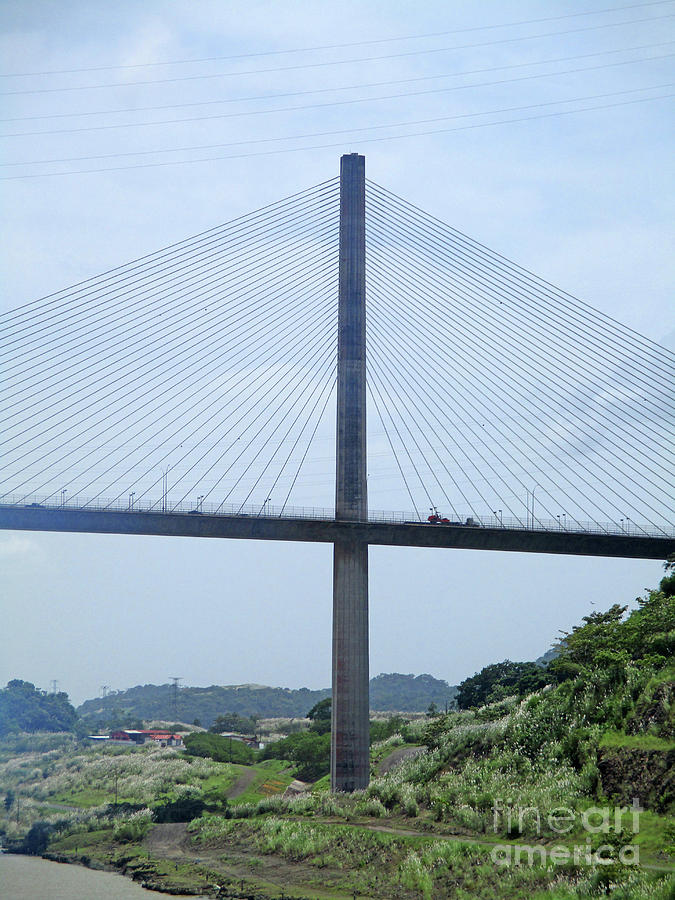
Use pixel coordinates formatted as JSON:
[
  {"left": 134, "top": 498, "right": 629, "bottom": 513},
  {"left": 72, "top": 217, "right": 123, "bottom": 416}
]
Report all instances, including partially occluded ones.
[
  {"left": 364, "top": 180, "right": 674, "bottom": 533},
  {"left": 2, "top": 172, "right": 672, "bottom": 534},
  {"left": 1, "top": 179, "right": 340, "bottom": 513}
]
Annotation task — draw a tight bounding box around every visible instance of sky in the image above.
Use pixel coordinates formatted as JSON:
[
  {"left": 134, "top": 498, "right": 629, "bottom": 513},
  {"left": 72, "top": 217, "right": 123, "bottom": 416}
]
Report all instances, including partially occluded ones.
[{"left": 1, "top": 1, "right": 673, "bottom": 705}]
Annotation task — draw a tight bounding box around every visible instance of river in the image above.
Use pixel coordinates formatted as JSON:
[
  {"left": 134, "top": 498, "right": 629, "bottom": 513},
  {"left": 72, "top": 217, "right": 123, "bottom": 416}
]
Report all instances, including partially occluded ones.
[{"left": 0, "top": 853, "right": 209, "bottom": 898}]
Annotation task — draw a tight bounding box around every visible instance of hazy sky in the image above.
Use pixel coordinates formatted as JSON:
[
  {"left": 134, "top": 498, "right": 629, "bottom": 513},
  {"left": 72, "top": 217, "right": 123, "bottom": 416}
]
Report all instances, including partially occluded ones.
[{"left": 1, "top": 1, "right": 673, "bottom": 705}]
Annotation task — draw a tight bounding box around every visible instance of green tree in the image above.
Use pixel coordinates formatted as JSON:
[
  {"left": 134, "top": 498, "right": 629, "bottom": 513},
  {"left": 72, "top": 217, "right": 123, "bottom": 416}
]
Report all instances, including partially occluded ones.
[
  {"left": 456, "top": 661, "right": 549, "bottom": 709},
  {"left": 307, "top": 697, "right": 331, "bottom": 734},
  {"left": 209, "top": 712, "right": 257, "bottom": 735},
  {"left": 0, "top": 680, "right": 78, "bottom": 736},
  {"left": 183, "top": 732, "right": 254, "bottom": 764},
  {"left": 261, "top": 730, "right": 331, "bottom": 781}
]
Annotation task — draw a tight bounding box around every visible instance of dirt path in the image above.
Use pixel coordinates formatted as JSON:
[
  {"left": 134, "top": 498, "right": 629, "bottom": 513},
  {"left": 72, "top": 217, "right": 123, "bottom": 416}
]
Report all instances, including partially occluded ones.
[
  {"left": 227, "top": 766, "right": 258, "bottom": 799},
  {"left": 377, "top": 744, "right": 425, "bottom": 774},
  {"left": 144, "top": 821, "right": 189, "bottom": 857},
  {"left": 144, "top": 823, "right": 372, "bottom": 898}
]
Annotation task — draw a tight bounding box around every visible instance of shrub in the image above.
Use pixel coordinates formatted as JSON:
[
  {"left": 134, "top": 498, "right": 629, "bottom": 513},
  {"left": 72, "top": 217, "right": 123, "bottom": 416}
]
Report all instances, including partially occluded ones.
[
  {"left": 113, "top": 809, "right": 152, "bottom": 842},
  {"left": 183, "top": 732, "right": 254, "bottom": 765}
]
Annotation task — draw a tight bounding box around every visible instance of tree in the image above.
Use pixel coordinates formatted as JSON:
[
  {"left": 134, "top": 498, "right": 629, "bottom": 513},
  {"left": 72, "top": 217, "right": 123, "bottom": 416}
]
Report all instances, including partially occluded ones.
[
  {"left": 183, "top": 732, "right": 254, "bottom": 765},
  {"left": 658, "top": 553, "right": 675, "bottom": 598},
  {"left": 456, "top": 661, "right": 549, "bottom": 709},
  {"left": 209, "top": 713, "right": 257, "bottom": 735},
  {"left": 0, "top": 680, "right": 78, "bottom": 737},
  {"left": 261, "top": 730, "right": 331, "bottom": 781},
  {"left": 4, "top": 789, "right": 14, "bottom": 811},
  {"left": 307, "top": 697, "right": 331, "bottom": 734}
]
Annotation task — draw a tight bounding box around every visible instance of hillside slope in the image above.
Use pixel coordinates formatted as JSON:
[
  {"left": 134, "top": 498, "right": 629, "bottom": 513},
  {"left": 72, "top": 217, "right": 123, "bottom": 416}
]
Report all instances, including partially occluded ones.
[{"left": 78, "top": 673, "right": 457, "bottom": 726}]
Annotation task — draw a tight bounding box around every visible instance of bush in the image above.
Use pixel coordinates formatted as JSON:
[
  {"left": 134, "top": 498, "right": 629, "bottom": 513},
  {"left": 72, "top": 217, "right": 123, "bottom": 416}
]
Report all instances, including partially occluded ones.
[
  {"left": 21, "top": 821, "right": 53, "bottom": 854},
  {"left": 183, "top": 732, "right": 254, "bottom": 765},
  {"left": 113, "top": 809, "right": 152, "bottom": 842},
  {"left": 153, "top": 795, "right": 206, "bottom": 823},
  {"left": 261, "top": 731, "right": 330, "bottom": 781}
]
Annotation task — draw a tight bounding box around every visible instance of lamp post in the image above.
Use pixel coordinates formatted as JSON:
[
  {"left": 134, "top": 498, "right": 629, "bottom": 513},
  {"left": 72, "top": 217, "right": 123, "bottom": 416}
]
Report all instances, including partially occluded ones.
[
  {"left": 528, "top": 484, "right": 540, "bottom": 529},
  {"left": 128, "top": 492, "right": 135, "bottom": 511},
  {"left": 61, "top": 488, "right": 68, "bottom": 507},
  {"left": 161, "top": 466, "right": 172, "bottom": 513}
]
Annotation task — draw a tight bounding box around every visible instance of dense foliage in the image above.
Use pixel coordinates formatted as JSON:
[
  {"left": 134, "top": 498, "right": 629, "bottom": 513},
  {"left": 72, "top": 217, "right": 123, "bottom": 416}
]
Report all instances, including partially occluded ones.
[
  {"left": 0, "top": 680, "right": 78, "bottom": 737},
  {"left": 183, "top": 731, "right": 255, "bottom": 765},
  {"left": 456, "top": 660, "right": 550, "bottom": 708},
  {"left": 260, "top": 730, "right": 331, "bottom": 781},
  {"left": 306, "top": 697, "right": 331, "bottom": 734},
  {"left": 209, "top": 712, "right": 258, "bottom": 735}
]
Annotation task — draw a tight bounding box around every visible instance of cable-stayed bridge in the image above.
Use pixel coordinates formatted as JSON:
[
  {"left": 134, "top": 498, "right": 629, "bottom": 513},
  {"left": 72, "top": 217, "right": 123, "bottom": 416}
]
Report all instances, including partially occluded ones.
[{"left": 1, "top": 154, "right": 673, "bottom": 790}]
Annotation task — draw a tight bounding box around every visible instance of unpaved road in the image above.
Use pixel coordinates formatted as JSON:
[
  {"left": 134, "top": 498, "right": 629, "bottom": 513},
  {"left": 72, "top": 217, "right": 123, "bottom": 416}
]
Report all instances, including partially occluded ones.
[
  {"left": 377, "top": 745, "right": 425, "bottom": 774},
  {"left": 227, "top": 766, "right": 258, "bottom": 799}
]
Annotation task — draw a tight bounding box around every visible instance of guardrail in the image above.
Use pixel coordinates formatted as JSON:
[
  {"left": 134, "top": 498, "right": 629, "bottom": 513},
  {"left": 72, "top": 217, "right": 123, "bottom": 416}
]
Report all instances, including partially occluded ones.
[{"left": 1, "top": 493, "right": 673, "bottom": 539}]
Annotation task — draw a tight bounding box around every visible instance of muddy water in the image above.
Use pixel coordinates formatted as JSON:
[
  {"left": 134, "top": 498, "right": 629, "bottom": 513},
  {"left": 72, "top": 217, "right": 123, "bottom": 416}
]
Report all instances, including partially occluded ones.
[{"left": 0, "top": 853, "right": 209, "bottom": 899}]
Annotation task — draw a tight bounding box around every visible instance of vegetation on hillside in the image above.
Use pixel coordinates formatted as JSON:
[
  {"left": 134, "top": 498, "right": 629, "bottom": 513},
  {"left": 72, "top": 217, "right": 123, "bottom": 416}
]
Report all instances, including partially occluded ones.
[
  {"left": 456, "top": 660, "right": 549, "bottom": 708},
  {"left": 0, "top": 680, "right": 77, "bottom": 737},
  {"left": 77, "top": 672, "right": 457, "bottom": 729},
  {"left": 183, "top": 731, "right": 255, "bottom": 765}
]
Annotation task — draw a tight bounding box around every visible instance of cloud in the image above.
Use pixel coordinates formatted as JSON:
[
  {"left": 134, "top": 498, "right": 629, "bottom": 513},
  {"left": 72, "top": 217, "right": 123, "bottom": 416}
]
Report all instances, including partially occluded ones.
[{"left": 0, "top": 535, "right": 38, "bottom": 557}]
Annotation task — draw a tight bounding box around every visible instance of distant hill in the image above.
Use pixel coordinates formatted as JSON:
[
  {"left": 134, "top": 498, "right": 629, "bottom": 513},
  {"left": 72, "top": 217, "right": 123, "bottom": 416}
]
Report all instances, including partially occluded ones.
[
  {"left": 77, "top": 673, "right": 457, "bottom": 727},
  {"left": 370, "top": 673, "right": 457, "bottom": 712},
  {"left": 534, "top": 648, "right": 559, "bottom": 667}
]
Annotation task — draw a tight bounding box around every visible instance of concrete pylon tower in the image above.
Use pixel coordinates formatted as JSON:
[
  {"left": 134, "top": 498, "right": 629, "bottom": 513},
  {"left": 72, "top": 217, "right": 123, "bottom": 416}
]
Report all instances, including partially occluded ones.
[{"left": 331, "top": 153, "right": 369, "bottom": 792}]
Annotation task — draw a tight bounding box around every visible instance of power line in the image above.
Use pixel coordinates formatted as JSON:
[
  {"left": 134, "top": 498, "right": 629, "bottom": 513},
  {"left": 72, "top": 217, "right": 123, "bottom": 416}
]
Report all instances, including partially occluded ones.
[
  {"left": 3, "top": 1, "right": 671, "bottom": 77},
  {"left": 4, "top": 42, "right": 672, "bottom": 136},
  {"left": 3, "top": 13, "right": 673, "bottom": 97},
  {"left": 2, "top": 91, "right": 671, "bottom": 182}
]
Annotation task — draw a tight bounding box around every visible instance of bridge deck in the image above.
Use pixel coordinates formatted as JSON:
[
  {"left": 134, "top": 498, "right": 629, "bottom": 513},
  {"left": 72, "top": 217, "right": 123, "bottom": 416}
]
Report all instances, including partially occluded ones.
[{"left": 0, "top": 505, "right": 671, "bottom": 560}]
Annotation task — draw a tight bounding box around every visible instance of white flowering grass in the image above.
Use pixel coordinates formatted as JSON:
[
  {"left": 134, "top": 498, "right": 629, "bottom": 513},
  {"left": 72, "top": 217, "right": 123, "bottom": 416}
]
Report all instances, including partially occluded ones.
[{"left": 0, "top": 740, "right": 227, "bottom": 811}]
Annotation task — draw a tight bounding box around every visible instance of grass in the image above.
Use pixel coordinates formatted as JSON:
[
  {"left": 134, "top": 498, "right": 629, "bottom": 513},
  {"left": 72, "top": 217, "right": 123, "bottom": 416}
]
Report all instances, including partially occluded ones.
[
  {"left": 230, "top": 759, "right": 296, "bottom": 805},
  {"left": 49, "top": 827, "right": 115, "bottom": 850},
  {"left": 189, "top": 814, "right": 675, "bottom": 898},
  {"left": 599, "top": 731, "right": 675, "bottom": 751},
  {"left": 311, "top": 773, "right": 331, "bottom": 793},
  {"left": 200, "top": 763, "right": 243, "bottom": 796},
  {"left": 50, "top": 787, "right": 128, "bottom": 807}
]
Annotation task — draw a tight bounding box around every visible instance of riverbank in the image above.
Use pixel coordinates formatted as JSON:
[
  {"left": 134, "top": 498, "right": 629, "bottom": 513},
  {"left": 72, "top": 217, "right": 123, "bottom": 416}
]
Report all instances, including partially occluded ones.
[{"left": 0, "top": 852, "right": 210, "bottom": 900}]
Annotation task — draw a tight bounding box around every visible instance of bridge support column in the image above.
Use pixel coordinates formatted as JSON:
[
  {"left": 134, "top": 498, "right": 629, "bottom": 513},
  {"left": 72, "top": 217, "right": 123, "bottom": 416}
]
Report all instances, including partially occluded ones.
[{"left": 331, "top": 153, "right": 369, "bottom": 792}]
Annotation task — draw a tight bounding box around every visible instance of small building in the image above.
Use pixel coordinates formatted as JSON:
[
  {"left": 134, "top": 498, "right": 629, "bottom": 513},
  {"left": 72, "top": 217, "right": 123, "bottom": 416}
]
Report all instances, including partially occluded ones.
[
  {"left": 107, "top": 729, "right": 183, "bottom": 747},
  {"left": 219, "top": 732, "right": 263, "bottom": 750}
]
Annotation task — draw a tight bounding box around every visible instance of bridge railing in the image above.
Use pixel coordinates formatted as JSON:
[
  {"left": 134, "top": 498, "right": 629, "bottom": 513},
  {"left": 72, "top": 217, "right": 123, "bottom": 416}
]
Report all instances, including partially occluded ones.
[{"left": 1, "top": 493, "right": 673, "bottom": 539}]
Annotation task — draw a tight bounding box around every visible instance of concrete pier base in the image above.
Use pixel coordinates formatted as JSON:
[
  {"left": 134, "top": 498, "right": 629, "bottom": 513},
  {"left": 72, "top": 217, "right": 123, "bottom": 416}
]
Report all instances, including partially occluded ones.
[{"left": 331, "top": 539, "right": 369, "bottom": 791}]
